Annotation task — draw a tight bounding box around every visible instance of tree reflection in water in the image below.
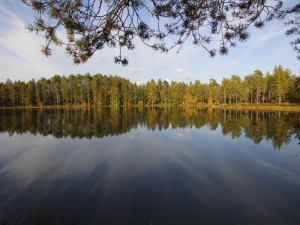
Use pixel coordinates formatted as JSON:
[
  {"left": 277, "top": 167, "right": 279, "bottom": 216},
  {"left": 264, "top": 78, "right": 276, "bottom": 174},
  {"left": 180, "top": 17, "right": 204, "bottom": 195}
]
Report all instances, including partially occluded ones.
[{"left": 0, "top": 108, "right": 300, "bottom": 149}]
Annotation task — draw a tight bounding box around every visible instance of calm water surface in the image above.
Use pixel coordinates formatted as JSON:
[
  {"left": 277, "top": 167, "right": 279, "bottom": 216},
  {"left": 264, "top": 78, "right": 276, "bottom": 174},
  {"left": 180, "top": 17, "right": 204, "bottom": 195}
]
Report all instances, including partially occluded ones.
[{"left": 0, "top": 108, "right": 300, "bottom": 224}]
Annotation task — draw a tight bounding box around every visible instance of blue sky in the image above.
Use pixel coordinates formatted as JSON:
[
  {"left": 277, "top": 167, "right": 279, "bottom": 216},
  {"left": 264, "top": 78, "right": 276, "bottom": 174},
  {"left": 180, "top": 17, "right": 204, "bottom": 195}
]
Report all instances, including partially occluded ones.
[{"left": 0, "top": 0, "right": 299, "bottom": 84}]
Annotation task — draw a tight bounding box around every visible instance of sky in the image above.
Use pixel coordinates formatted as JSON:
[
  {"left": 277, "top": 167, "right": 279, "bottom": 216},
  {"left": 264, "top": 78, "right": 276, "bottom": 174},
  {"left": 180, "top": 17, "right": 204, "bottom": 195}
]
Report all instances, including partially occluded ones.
[{"left": 0, "top": 0, "right": 299, "bottom": 85}]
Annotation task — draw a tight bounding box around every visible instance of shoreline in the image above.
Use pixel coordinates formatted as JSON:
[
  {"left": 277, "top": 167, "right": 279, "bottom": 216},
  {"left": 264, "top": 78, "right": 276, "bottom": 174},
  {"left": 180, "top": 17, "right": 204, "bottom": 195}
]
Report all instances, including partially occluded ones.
[{"left": 1, "top": 103, "right": 300, "bottom": 111}]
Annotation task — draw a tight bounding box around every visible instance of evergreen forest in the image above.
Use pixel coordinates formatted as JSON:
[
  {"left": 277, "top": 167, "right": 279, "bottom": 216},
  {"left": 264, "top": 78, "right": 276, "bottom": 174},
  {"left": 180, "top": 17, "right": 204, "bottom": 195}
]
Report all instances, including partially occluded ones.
[{"left": 1, "top": 65, "right": 299, "bottom": 107}]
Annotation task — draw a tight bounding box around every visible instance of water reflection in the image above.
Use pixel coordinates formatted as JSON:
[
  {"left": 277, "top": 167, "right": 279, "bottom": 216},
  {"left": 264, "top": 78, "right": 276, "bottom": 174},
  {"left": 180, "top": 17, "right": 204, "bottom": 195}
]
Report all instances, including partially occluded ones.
[
  {"left": 1, "top": 108, "right": 300, "bottom": 149},
  {"left": 0, "top": 108, "right": 300, "bottom": 224}
]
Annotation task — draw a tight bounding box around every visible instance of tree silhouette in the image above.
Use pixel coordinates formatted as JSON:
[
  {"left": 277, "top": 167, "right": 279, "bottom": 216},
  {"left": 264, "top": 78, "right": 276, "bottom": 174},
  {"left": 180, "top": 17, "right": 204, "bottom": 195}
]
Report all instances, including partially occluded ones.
[{"left": 22, "top": 0, "right": 300, "bottom": 65}]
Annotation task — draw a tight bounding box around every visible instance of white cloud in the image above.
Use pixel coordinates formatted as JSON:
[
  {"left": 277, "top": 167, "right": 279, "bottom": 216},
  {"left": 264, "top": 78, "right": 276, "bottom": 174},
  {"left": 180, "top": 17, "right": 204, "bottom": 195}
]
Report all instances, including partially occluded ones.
[
  {"left": 130, "top": 135, "right": 144, "bottom": 139},
  {"left": 182, "top": 73, "right": 196, "bottom": 80},
  {"left": 128, "top": 67, "right": 145, "bottom": 72},
  {"left": 175, "top": 68, "right": 189, "bottom": 73},
  {"left": 176, "top": 132, "right": 186, "bottom": 137},
  {"left": 252, "top": 26, "right": 284, "bottom": 46},
  {"left": 176, "top": 132, "right": 191, "bottom": 138},
  {"left": 174, "top": 67, "right": 197, "bottom": 81}
]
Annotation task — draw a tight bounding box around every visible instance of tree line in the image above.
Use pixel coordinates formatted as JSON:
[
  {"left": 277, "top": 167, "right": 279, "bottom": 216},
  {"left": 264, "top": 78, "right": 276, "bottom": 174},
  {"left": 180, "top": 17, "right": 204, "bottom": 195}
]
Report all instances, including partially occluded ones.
[
  {"left": 0, "top": 65, "right": 299, "bottom": 107},
  {"left": 1, "top": 108, "right": 299, "bottom": 149}
]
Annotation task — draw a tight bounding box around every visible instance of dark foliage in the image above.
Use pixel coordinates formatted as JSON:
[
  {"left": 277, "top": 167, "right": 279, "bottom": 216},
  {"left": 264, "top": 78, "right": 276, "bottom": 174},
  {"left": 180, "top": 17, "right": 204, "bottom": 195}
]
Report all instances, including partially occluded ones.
[{"left": 21, "top": 0, "right": 299, "bottom": 65}]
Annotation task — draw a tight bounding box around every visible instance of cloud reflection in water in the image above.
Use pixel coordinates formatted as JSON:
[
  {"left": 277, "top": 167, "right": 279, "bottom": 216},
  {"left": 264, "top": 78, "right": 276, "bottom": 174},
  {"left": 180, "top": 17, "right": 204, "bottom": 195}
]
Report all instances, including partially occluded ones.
[{"left": 0, "top": 126, "right": 299, "bottom": 225}]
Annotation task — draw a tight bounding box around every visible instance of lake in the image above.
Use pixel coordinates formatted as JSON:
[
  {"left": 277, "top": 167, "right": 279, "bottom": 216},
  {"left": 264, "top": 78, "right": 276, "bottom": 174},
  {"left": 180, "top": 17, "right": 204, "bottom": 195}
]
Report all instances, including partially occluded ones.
[{"left": 0, "top": 108, "right": 300, "bottom": 224}]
